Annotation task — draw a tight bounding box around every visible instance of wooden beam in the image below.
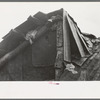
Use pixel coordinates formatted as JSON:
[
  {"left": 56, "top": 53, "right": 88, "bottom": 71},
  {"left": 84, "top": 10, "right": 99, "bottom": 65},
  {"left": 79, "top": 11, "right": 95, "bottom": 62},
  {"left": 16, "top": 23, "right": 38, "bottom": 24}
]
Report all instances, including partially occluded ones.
[{"left": 63, "top": 10, "right": 71, "bottom": 62}]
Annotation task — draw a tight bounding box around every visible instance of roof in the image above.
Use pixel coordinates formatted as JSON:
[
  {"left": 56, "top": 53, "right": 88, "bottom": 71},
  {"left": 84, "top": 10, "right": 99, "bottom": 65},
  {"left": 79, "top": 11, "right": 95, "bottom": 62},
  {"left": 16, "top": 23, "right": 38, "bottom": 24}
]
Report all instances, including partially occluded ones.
[
  {"left": 0, "top": 9, "right": 63, "bottom": 52},
  {"left": 0, "top": 8, "right": 92, "bottom": 66}
]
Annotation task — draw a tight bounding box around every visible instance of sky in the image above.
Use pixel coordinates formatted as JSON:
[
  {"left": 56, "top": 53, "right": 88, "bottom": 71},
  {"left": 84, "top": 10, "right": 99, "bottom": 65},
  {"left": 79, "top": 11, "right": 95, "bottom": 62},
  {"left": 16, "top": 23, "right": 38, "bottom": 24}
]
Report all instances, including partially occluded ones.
[{"left": 0, "top": 2, "right": 100, "bottom": 42}]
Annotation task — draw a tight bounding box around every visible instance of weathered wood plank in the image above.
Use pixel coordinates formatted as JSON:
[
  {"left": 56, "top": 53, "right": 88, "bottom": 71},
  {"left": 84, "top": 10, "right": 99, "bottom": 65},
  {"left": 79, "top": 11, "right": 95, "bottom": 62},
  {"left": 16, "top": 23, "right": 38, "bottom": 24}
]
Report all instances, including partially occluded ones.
[
  {"left": 63, "top": 10, "right": 71, "bottom": 62},
  {"left": 67, "top": 12, "right": 85, "bottom": 57}
]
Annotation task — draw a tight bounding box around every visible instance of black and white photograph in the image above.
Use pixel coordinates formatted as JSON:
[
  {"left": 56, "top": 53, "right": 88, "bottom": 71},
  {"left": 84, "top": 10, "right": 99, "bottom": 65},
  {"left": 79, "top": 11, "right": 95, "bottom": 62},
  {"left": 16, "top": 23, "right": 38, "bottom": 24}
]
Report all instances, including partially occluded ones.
[
  {"left": 0, "top": 2, "right": 100, "bottom": 81},
  {"left": 0, "top": 1, "right": 100, "bottom": 99}
]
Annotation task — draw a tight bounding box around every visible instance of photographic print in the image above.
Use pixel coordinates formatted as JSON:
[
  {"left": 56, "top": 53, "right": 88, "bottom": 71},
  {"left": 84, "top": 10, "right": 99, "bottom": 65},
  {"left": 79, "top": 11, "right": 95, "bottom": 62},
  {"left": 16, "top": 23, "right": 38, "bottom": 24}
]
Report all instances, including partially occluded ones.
[{"left": 0, "top": 2, "right": 100, "bottom": 81}]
